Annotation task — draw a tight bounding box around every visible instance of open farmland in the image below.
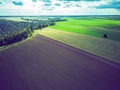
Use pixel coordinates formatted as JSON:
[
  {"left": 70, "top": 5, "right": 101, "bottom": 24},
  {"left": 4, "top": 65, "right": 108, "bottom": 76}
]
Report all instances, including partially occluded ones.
[
  {"left": 37, "top": 28, "right": 120, "bottom": 63},
  {"left": 0, "top": 35, "right": 120, "bottom": 90},
  {"left": 0, "top": 16, "right": 120, "bottom": 90},
  {"left": 1, "top": 0, "right": 120, "bottom": 89},
  {"left": 49, "top": 17, "right": 120, "bottom": 42}
]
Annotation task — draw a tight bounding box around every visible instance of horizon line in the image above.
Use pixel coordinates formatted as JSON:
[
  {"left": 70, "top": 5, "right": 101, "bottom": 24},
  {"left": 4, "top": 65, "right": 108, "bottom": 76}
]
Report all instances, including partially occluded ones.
[{"left": 0, "top": 15, "right": 120, "bottom": 17}]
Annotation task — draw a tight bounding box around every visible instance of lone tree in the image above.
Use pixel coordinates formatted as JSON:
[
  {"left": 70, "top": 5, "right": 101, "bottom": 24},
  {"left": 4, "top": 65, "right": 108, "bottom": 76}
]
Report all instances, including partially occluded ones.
[{"left": 103, "top": 33, "right": 108, "bottom": 38}]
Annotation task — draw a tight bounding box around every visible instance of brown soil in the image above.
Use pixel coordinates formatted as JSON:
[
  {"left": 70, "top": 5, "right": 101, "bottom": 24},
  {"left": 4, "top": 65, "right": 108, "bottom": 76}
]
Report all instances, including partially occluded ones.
[{"left": 0, "top": 35, "right": 120, "bottom": 90}]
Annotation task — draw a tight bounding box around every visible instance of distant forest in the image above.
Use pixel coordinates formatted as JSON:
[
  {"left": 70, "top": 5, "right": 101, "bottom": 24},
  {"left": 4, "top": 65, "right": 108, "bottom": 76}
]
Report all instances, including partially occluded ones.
[{"left": 0, "top": 18, "right": 67, "bottom": 46}]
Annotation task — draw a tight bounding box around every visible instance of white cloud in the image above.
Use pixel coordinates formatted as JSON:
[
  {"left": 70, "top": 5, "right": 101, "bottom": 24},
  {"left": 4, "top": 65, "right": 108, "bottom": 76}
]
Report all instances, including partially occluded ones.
[{"left": 0, "top": 0, "right": 120, "bottom": 15}]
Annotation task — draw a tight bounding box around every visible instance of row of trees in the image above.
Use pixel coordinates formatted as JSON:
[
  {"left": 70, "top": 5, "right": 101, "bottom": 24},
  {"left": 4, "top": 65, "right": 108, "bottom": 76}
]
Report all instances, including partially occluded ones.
[
  {"left": 0, "top": 17, "right": 67, "bottom": 46},
  {"left": 0, "top": 19, "right": 33, "bottom": 46},
  {"left": 0, "top": 29, "right": 32, "bottom": 46}
]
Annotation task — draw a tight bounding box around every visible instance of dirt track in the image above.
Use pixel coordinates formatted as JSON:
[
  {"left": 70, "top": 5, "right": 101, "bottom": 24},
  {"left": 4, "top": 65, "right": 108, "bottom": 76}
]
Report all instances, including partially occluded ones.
[{"left": 0, "top": 35, "right": 120, "bottom": 90}]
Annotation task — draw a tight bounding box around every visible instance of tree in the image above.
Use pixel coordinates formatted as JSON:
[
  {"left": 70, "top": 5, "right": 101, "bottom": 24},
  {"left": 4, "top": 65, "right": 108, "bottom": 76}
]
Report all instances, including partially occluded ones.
[{"left": 103, "top": 33, "right": 108, "bottom": 38}]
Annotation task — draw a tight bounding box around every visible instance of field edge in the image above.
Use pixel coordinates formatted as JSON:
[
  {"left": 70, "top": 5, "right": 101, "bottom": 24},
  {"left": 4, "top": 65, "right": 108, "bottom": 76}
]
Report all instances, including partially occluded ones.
[{"left": 36, "top": 28, "right": 120, "bottom": 64}]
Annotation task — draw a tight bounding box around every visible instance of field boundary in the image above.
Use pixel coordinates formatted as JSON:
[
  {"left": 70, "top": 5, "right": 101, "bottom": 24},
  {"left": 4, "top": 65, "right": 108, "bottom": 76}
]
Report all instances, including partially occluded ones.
[
  {"left": 0, "top": 33, "right": 35, "bottom": 51},
  {"left": 37, "top": 28, "right": 120, "bottom": 63},
  {"left": 38, "top": 35, "right": 120, "bottom": 69}
]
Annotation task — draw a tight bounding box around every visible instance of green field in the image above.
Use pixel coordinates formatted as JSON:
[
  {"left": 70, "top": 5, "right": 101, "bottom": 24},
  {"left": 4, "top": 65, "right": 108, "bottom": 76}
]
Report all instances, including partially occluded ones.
[
  {"left": 37, "top": 28, "right": 120, "bottom": 63},
  {"left": 49, "top": 18, "right": 120, "bottom": 42},
  {"left": 36, "top": 16, "right": 120, "bottom": 63},
  {"left": 1, "top": 16, "right": 120, "bottom": 63}
]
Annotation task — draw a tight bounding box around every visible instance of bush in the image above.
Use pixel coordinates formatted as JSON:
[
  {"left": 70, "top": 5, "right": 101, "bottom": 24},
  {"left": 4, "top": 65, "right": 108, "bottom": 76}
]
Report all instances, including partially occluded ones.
[{"left": 103, "top": 33, "right": 108, "bottom": 38}]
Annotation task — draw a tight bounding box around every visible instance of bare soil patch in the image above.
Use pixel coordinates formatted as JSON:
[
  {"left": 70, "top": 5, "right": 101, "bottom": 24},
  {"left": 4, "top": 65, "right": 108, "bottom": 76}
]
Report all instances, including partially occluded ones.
[{"left": 0, "top": 35, "right": 120, "bottom": 90}]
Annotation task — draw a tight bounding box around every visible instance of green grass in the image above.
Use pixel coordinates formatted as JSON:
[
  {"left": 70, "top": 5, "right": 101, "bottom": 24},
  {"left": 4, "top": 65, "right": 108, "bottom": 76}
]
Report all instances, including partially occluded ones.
[
  {"left": 36, "top": 28, "right": 120, "bottom": 63},
  {"left": 1, "top": 17, "right": 120, "bottom": 63},
  {"left": 49, "top": 18, "right": 120, "bottom": 42}
]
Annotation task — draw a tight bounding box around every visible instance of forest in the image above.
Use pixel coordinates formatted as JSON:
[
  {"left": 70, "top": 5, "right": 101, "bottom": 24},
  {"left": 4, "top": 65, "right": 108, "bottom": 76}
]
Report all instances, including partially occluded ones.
[{"left": 0, "top": 17, "right": 66, "bottom": 46}]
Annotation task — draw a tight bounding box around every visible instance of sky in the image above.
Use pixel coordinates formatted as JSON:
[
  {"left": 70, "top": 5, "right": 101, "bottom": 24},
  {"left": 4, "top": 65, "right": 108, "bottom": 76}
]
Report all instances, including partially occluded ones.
[{"left": 0, "top": 0, "right": 120, "bottom": 16}]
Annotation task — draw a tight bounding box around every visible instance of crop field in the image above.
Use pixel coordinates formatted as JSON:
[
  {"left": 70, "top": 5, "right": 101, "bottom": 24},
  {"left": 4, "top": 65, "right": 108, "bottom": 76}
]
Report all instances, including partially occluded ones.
[
  {"left": 0, "top": 35, "right": 120, "bottom": 90},
  {"left": 0, "top": 16, "right": 120, "bottom": 63},
  {"left": 0, "top": 16, "right": 120, "bottom": 90},
  {"left": 36, "top": 16, "right": 120, "bottom": 63},
  {"left": 37, "top": 28, "right": 120, "bottom": 63},
  {"left": 1, "top": 0, "right": 120, "bottom": 89},
  {"left": 49, "top": 17, "right": 120, "bottom": 42}
]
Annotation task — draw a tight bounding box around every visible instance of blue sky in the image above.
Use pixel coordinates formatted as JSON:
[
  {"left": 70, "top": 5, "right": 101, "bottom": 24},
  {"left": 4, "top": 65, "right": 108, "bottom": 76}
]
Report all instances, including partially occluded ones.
[{"left": 0, "top": 0, "right": 120, "bottom": 16}]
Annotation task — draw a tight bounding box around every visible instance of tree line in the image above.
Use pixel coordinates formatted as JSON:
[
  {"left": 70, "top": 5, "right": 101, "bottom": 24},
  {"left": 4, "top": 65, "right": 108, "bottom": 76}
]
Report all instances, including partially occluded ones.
[{"left": 0, "top": 18, "right": 67, "bottom": 46}]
